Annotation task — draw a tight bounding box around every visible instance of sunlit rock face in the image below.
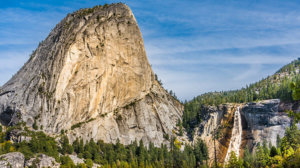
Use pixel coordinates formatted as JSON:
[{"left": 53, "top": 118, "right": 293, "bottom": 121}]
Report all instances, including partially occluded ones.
[
  {"left": 0, "top": 3, "right": 183, "bottom": 146},
  {"left": 193, "top": 104, "right": 237, "bottom": 166}
]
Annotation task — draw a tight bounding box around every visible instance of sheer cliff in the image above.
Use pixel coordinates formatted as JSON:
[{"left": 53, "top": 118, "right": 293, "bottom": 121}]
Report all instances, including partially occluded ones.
[
  {"left": 0, "top": 3, "right": 183, "bottom": 146},
  {"left": 193, "top": 99, "right": 298, "bottom": 165}
]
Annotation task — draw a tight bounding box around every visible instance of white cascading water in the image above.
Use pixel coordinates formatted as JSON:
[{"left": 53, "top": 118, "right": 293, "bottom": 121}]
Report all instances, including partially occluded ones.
[{"left": 224, "top": 106, "right": 242, "bottom": 164}]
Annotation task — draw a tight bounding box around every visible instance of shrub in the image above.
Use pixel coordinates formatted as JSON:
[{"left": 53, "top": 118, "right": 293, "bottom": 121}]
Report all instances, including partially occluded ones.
[{"left": 85, "top": 159, "right": 93, "bottom": 168}]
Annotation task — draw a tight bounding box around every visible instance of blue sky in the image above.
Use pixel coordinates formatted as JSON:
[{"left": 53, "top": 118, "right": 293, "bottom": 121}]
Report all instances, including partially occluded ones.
[{"left": 1, "top": 0, "right": 300, "bottom": 100}]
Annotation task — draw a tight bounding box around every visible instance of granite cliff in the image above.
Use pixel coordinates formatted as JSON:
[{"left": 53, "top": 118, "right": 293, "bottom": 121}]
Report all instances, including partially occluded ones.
[
  {"left": 241, "top": 99, "right": 299, "bottom": 151},
  {"left": 193, "top": 104, "right": 237, "bottom": 165},
  {"left": 194, "top": 99, "right": 298, "bottom": 165},
  {"left": 0, "top": 3, "right": 183, "bottom": 146}
]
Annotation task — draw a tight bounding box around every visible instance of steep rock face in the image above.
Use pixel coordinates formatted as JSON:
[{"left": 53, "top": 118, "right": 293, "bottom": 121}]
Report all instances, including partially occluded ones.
[
  {"left": 241, "top": 99, "right": 292, "bottom": 150},
  {"left": 193, "top": 104, "right": 237, "bottom": 166},
  {"left": 195, "top": 99, "right": 296, "bottom": 165},
  {"left": 0, "top": 3, "right": 183, "bottom": 146}
]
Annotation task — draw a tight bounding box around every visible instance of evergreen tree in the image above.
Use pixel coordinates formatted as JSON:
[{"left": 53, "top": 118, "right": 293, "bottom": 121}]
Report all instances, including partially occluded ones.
[
  {"left": 225, "top": 151, "right": 243, "bottom": 168},
  {"left": 270, "top": 146, "right": 278, "bottom": 157}
]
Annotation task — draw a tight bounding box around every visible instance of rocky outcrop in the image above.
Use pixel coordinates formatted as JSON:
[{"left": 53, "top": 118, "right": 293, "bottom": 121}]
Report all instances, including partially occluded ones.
[
  {"left": 0, "top": 152, "right": 25, "bottom": 168},
  {"left": 25, "top": 154, "right": 60, "bottom": 168},
  {"left": 0, "top": 3, "right": 182, "bottom": 146},
  {"left": 279, "top": 101, "right": 300, "bottom": 113},
  {"left": 241, "top": 99, "right": 293, "bottom": 151},
  {"left": 6, "top": 129, "right": 32, "bottom": 143},
  {"left": 68, "top": 155, "right": 85, "bottom": 165},
  {"left": 68, "top": 155, "right": 100, "bottom": 168}
]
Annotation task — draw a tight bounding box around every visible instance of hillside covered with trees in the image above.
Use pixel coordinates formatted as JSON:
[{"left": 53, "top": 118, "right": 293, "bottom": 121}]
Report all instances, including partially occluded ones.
[{"left": 183, "top": 58, "right": 300, "bottom": 136}]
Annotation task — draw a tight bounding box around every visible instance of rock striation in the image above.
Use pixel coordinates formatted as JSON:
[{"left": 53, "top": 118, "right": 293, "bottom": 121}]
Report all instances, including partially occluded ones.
[{"left": 0, "top": 3, "right": 183, "bottom": 146}]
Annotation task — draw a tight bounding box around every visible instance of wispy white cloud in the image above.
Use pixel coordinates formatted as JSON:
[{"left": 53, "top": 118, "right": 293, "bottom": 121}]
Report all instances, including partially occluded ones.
[
  {"left": 0, "top": 51, "right": 29, "bottom": 69},
  {"left": 233, "top": 64, "right": 263, "bottom": 81},
  {"left": 144, "top": 29, "right": 300, "bottom": 56},
  {"left": 1, "top": 0, "right": 300, "bottom": 100},
  {"left": 149, "top": 55, "right": 296, "bottom": 66}
]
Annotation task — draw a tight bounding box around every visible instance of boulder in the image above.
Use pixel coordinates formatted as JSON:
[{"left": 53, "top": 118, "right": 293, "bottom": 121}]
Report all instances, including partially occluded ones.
[
  {"left": 25, "top": 154, "right": 60, "bottom": 168},
  {"left": 68, "top": 155, "right": 101, "bottom": 168},
  {"left": 68, "top": 154, "right": 84, "bottom": 165},
  {"left": 0, "top": 152, "right": 24, "bottom": 168}
]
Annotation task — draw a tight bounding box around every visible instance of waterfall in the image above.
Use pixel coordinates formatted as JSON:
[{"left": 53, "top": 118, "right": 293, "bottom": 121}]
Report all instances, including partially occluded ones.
[{"left": 224, "top": 106, "right": 242, "bottom": 164}]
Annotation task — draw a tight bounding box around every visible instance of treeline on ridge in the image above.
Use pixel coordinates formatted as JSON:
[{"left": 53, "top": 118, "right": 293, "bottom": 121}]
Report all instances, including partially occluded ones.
[{"left": 183, "top": 58, "right": 300, "bottom": 136}]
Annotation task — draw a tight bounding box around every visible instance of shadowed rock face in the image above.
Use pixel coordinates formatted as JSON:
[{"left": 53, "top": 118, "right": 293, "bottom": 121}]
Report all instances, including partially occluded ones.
[
  {"left": 241, "top": 99, "right": 292, "bottom": 150},
  {"left": 0, "top": 3, "right": 183, "bottom": 146}
]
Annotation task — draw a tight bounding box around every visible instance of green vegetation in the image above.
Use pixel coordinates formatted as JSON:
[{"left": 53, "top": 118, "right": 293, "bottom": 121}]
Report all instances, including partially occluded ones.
[
  {"left": 71, "top": 118, "right": 95, "bottom": 130},
  {"left": 75, "top": 5, "right": 103, "bottom": 18},
  {"left": 72, "top": 137, "right": 208, "bottom": 168},
  {"left": 32, "top": 120, "right": 38, "bottom": 130},
  {"left": 0, "top": 124, "right": 209, "bottom": 168},
  {"left": 183, "top": 58, "right": 300, "bottom": 136},
  {"left": 290, "top": 80, "right": 300, "bottom": 101},
  {"left": 0, "top": 128, "right": 59, "bottom": 160},
  {"left": 225, "top": 122, "right": 300, "bottom": 168},
  {"left": 155, "top": 73, "right": 180, "bottom": 101},
  {"left": 289, "top": 79, "right": 300, "bottom": 122}
]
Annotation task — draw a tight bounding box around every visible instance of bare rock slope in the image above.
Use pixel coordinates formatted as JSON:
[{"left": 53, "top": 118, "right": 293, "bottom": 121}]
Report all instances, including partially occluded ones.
[{"left": 0, "top": 3, "right": 183, "bottom": 146}]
